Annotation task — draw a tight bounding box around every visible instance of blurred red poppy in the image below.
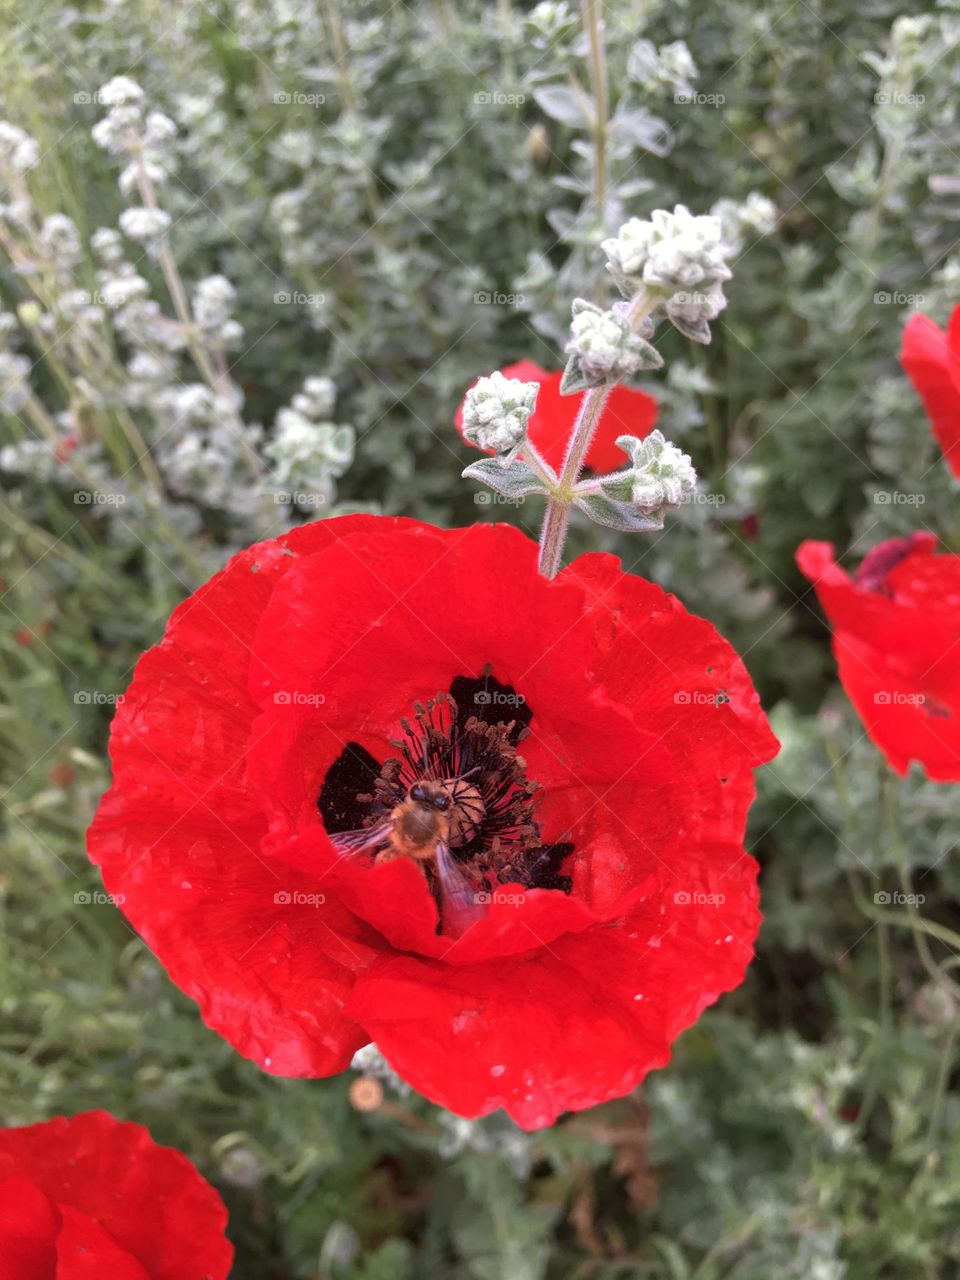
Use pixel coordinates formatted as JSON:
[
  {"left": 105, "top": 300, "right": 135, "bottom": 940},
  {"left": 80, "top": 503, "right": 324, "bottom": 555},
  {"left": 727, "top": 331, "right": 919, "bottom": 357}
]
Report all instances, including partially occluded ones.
[
  {"left": 0, "top": 1110, "right": 232, "bottom": 1280},
  {"left": 798, "top": 533, "right": 960, "bottom": 780},
  {"left": 900, "top": 307, "right": 960, "bottom": 477}
]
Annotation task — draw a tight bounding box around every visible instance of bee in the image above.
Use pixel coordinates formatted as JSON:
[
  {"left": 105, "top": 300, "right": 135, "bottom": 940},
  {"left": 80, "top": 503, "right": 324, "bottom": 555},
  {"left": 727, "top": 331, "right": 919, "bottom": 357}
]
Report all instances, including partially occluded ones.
[{"left": 328, "top": 773, "right": 486, "bottom": 935}]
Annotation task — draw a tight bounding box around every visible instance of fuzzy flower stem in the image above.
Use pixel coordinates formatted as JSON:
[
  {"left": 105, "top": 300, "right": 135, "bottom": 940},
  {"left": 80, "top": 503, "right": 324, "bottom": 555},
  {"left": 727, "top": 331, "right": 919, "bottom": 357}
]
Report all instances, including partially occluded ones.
[
  {"left": 537, "top": 288, "right": 656, "bottom": 578},
  {"left": 127, "top": 133, "right": 260, "bottom": 474}
]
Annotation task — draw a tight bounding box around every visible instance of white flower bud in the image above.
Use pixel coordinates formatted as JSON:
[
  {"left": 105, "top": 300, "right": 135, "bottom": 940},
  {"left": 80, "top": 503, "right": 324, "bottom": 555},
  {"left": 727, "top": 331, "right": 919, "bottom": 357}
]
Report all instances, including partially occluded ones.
[
  {"left": 97, "top": 77, "right": 144, "bottom": 108},
  {"left": 615, "top": 430, "right": 697, "bottom": 514},
  {"left": 0, "top": 122, "right": 38, "bottom": 174},
  {"left": 193, "top": 275, "right": 236, "bottom": 332},
  {"left": 602, "top": 205, "right": 733, "bottom": 298},
  {"left": 566, "top": 302, "right": 659, "bottom": 383},
  {"left": 39, "top": 214, "right": 81, "bottom": 264},
  {"left": 118, "top": 206, "right": 171, "bottom": 245},
  {"left": 461, "top": 371, "right": 538, "bottom": 457}
]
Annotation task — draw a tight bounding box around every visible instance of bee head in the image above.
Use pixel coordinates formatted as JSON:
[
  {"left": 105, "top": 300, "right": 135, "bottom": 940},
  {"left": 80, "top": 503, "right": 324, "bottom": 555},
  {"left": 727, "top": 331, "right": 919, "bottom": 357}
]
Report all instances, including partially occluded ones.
[{"left": 409, "top": 781, "right": 451, "bottom": 811}]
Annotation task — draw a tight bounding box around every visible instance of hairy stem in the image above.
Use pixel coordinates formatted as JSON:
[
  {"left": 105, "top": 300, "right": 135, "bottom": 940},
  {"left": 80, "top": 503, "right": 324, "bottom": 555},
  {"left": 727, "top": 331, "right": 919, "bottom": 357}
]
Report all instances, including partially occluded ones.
[{"left": 537, "top": 289, "right": 655, "bottom": 578}]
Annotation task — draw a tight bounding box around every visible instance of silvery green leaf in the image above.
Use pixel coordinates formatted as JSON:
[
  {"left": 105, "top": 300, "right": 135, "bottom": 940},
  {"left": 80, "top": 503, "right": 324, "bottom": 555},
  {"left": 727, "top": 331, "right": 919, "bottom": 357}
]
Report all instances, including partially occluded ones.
[
  {"left": 574, "top": 491, "right": 665, "bottom": 532},
  {"left": 533, "top": 83, "right": 589, "bottom": 128},
  {"left": 595, "top": 469, "right": 634, "bottom": 502},
  {"left": 609, "top": 107, "right": 672, "bottom": 157},
  {"left": 669, "top": 311, "right": 713, "bottom": 343},
  {"left": 461, "top": 458, "right": 548, "bottom": 499},
  {"left": 559, "top": 353, "right": 592, "bottom": 394}
]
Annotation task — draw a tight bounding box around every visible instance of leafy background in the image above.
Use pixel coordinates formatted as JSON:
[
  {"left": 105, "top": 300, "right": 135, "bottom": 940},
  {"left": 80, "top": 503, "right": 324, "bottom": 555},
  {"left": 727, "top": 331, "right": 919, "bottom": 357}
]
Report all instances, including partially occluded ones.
[{"left": 2, "top": 0, "right": 960, "bottom": 1276}]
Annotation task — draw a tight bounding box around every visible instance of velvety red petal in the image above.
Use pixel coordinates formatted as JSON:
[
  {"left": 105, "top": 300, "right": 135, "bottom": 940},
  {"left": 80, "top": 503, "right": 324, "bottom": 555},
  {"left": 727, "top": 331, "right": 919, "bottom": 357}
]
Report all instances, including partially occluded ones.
[
  {"left": 0, "top": 1112, "right": 232, "bottom": 1280},
  {"left": 55, "top": 1207, "right": 150, "bottom": 1280},
  {"left": 798, "top": 538, "right": 960, "bottom": 780},
  {"left": 348, "top": 840, "right": 757, "bottom": 1130},
  {"left": 833, "top": 631, "right": 960, "bottom": 780},
  {"left": 900, "top": 311, "right": 960, "bottom": 477},
  {"left": 0, "top": 1175, "right": 58, "bottom": 1280}
]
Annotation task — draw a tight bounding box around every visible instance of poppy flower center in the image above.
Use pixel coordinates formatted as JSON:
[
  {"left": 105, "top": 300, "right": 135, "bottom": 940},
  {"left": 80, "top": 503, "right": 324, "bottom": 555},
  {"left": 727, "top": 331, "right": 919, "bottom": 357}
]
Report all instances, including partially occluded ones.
[{"left": 317, "top": 673, "right": 573, "bottom": 922}]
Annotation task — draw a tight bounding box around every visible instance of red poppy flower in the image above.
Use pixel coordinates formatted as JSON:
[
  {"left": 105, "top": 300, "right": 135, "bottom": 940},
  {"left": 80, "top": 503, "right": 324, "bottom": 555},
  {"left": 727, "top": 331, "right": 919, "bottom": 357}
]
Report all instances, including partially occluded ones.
[
  {"left": 797, "top": 533, "right": 960, "bottom": 781},
  {"left": 0, "top": 1110, "right": 232, "bottom": 1280},
  {"left": 88, "top": 515, "right": 777, "bottom": 1129},
  {"left": 456, "top": 359, "right": 658, "bottom": 473},
  {"left": 900, "top": 306, "right": 960, "bottom": 478}
]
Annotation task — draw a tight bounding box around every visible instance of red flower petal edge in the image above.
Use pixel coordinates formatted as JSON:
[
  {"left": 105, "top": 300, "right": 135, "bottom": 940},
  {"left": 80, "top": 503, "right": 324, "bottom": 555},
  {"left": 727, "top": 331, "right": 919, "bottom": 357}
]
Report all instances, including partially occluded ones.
[
  {"left": 456, "top": 359, "right": 658, "bottom": 473},
  {"left": 797, "top": 533, "right": 960, "bottom": 781},
  {"left": 900, "top": 306, "right": 960, "bottom": 478},
  {"left": 0, "top": 1111, "right": 233, "bottom": 1280},
  {"left": 89, "top": 515, "right": 777, "bottom": 1129}
]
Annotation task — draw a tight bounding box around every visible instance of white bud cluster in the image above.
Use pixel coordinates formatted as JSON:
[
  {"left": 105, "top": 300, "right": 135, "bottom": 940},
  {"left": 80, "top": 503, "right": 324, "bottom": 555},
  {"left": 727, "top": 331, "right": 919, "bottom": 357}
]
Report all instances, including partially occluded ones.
[
  {"left": 192, "top": 275, "right": 243, "bottom": 348},
  {"left": 0, "top": 122, "right": 38, "bottom": 175},
  {"left": 566, "top": 299, "right": 662, "bottom": 385},
  {"left": 92, "top": 78, "right": 178, "bottom": 194},
  {"left": 616, "top": 430, "right": 697, "bottom": 514},
  {"left": 461, "top": 371, "right": 538, "bottom": 459},
  {"left": 265, "top": 375, "right": 355, "bottom": 506},
  {"left": 118, "top": 206, "right": 171, "bottom": 246},
  {"left": 602, "top": 206, "right": 734, "bottom": 343}
]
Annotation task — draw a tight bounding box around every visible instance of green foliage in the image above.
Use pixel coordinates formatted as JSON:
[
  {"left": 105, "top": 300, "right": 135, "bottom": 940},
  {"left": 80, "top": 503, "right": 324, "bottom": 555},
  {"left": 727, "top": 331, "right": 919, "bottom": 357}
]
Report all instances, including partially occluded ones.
[{"left": 2, "top": 0, "right": 960, "bottom": 1276}]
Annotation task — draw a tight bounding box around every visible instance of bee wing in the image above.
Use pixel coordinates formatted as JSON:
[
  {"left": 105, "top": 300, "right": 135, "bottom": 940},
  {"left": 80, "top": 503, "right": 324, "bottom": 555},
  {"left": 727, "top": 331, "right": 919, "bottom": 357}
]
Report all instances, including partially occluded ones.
[
  {"left": 327, "top": 818, "right": 394, "bottom": 856},
  {"left": 435, "top": 838, "right": 485, "bottom": 937}
]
